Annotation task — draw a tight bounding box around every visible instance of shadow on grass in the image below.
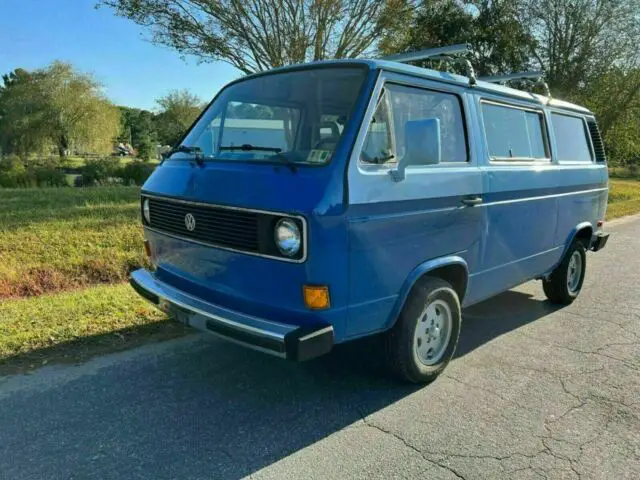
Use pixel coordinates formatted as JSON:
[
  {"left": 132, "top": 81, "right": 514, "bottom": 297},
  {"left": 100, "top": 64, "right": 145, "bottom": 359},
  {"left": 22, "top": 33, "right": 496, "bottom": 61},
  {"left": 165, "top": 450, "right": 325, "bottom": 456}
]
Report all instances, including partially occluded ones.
[
  {"left": 0, "top": 320, "right": 190, "bottom": 376},
  {"left": 0, "top": 288, "right": 563, "bottom": 479}
]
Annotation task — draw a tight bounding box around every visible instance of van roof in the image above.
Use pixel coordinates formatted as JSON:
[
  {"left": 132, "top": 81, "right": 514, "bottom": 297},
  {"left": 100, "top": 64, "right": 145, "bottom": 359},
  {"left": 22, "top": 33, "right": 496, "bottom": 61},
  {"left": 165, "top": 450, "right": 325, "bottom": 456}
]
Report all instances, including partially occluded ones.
[{"left": 240, "top": 58, "right": 592, "bottom": 115}]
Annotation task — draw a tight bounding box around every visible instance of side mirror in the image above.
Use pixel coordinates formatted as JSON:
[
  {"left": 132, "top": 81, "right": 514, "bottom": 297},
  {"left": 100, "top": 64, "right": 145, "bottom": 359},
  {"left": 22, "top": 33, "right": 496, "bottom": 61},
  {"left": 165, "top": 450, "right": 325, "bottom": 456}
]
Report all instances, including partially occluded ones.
[{"left": 390, "top": 118, "right": 441, "bottom": 182}]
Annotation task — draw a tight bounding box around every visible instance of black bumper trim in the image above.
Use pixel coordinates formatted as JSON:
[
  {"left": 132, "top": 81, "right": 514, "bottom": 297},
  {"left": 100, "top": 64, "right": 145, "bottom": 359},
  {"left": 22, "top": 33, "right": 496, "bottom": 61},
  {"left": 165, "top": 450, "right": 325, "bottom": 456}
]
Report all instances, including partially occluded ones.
[
  {"left": 129, "top": 277, "right": 160, "bottom": 305},
  {"left": 591, "top": 232, "right": 609, "bottom": 252},
  {"left": 205, "top": 319, "right": 287, "bottom": 355}
]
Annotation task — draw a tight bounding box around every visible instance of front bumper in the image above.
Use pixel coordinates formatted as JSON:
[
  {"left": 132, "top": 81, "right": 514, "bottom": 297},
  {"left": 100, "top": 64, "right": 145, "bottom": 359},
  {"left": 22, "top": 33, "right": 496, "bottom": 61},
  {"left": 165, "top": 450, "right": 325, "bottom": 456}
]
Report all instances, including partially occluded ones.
[
  {"left": 590, "top": 232, "right": 610, "bottom": 252},
  {"left": 129, "top": 269, "right": 334, "bottom": 361}
]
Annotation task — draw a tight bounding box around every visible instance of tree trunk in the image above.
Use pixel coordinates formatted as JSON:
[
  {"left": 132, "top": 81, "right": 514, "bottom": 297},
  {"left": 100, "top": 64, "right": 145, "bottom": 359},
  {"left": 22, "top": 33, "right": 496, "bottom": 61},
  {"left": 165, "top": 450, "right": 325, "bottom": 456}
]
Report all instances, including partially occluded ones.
[{"left": 58, "top": 135, "right": 69, "bottom": 157}]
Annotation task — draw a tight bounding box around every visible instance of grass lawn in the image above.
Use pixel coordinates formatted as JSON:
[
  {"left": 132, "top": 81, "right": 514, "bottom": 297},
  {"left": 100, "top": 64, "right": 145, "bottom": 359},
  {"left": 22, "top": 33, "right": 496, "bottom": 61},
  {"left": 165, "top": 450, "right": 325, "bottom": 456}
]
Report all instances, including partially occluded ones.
[
  {"left": 0, "top": 284, "right": 187, "bottom": 375},
  {"left": 607, "top": 179, "right": 640, "bottom": 220},
  {"left": 0, "top": 187, "right": 149, "bottom": 297}
]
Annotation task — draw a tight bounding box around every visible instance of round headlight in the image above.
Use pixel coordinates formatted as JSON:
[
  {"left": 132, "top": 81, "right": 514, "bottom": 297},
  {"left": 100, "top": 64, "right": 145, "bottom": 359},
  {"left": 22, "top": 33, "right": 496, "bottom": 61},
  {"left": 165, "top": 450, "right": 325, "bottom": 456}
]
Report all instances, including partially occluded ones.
[
  {"left": 143, "top": 198, "right": 151, "bottom": 224},
  {"left": 275, "top": 218, "right": 301, "bottom": 257}
]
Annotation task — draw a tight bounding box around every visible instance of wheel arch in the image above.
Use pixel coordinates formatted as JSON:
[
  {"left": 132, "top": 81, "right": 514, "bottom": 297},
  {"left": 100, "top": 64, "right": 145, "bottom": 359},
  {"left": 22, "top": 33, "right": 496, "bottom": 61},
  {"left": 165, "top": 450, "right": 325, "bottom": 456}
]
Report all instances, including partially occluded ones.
[
  {"left": 566, "top": 221, "right": 594, "bottom": 252},
  {"left": 544, "top": 222, "right": 593, "bottom": 278},
  {"left": 386, "top": 256, "right": 469, "bottom": 329}
]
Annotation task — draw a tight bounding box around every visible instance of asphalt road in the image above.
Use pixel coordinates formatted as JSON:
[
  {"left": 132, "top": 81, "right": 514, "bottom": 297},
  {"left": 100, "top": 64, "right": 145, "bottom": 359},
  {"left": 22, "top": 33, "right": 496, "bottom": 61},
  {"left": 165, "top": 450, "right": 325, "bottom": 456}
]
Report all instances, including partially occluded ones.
[{"left": 1, "top": 217, "right": 638, "bottom": 480}]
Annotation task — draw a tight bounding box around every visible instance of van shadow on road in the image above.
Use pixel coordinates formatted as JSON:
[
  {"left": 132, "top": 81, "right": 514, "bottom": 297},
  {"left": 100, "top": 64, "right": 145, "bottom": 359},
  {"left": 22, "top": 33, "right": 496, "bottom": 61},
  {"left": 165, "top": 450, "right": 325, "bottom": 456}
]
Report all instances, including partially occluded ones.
[{"left": 0, "top": 290, "right": 563, "bottom": 480}]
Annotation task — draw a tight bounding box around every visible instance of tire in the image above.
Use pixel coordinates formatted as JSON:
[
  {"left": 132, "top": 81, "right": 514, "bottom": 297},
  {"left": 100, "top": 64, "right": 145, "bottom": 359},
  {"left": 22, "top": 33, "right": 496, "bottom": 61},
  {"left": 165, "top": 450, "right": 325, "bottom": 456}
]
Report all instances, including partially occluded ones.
[
  {"left": 386, "top": 277, "right": 462, "bottom": 384},
  {"left": 543, "top": 241, "right": 587, "bottom": 305}
]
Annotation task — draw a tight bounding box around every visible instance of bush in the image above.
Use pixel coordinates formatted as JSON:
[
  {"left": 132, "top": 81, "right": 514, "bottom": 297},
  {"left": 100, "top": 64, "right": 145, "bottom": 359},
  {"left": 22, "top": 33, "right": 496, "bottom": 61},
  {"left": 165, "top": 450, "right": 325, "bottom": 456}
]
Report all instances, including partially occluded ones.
[
  {"left": 0, "top": 157, "right": 67, "bottom": 188},
  {"left": 77, "top": 157, "right": 122, "bottom": 186},
  {"left": 136, "top": 136, "right": 157, "bottom": 161},
  {"left": 0, "top": 157, "right": 30, "bottom": 188},
  {"left": 120, "top": 161, "right": 155, "bottom": 186}
]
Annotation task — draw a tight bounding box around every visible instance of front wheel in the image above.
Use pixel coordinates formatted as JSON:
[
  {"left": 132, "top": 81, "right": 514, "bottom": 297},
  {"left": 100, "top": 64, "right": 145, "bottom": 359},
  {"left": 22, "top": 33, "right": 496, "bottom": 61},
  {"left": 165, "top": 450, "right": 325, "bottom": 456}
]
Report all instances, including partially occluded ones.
[
  {"left": 386, "top": 277, "right": 462, "bottom": 384},
  {"left": 543, "top": 241, "right": 587, "bottom": 304}
]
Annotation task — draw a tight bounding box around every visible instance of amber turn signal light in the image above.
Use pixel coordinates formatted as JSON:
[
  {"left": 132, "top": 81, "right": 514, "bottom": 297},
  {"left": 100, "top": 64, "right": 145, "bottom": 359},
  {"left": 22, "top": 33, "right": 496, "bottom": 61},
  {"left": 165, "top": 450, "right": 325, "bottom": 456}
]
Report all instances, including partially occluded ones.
[
  {"left": 303, "top": 285, "right": 331, "bottom": 310},
  {"left": 143, "top": 239, "right": 151, "bottom": 258}
]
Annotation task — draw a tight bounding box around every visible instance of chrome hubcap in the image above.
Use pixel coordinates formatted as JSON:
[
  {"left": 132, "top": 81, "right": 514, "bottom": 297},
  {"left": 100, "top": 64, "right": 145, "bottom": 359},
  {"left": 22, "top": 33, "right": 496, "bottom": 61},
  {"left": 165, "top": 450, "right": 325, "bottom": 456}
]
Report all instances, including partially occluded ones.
[
  {"left": 414, "top": 299, "right": 452, "bottom": 366},
  {"left": 567, "top": 251, "right": 583, "bottom": 294}
]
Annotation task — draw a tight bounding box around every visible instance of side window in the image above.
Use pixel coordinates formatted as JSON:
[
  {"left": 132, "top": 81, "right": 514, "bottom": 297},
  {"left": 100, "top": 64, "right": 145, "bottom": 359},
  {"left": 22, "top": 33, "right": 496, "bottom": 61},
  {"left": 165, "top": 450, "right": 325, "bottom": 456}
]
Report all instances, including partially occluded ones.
[
  {"left": 551, "top": 113, "right": 593, "bottom": 162},
  {"left": 481, "top": 102, "right": 549, "bottom": 160},
  {"left": 360, "top": 84, "right": 467, "bottom": 165}
]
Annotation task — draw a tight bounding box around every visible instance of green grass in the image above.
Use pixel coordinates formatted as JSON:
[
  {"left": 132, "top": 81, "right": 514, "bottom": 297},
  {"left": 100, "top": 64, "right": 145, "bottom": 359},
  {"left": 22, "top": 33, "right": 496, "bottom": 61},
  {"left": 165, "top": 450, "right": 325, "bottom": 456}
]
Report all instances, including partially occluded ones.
[
  {"left": 0, "top": 284, "right": 187, "bottom": 375},
  {"left": 607, "top": 179, "right": 640, "bottom": 220},
  {"left": 0, "top": 187, "right": 148, "bottom": 297}
]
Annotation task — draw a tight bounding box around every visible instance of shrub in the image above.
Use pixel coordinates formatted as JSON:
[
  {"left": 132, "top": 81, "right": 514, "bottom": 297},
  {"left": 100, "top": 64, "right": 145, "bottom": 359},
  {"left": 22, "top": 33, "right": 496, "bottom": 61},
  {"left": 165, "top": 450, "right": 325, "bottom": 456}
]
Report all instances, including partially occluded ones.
[
  {"left": 120, "top": 161, "right": 155, "bottom": 186},
  {"left": 0, "top": 157, "right": 30, "bottom": 188},
  {"left": 77, "top": 157, "right": 122, "bottom": 186},
  {"left": 0, "top": 157, "right": 67, "bottom": 188}
]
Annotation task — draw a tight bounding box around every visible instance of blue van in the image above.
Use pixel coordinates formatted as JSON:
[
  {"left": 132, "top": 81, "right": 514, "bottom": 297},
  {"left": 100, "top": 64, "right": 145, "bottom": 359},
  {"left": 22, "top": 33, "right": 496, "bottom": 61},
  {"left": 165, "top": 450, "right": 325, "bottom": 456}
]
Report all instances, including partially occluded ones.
[{"left": 130, "top": 45, "right": 610, "bottom": 383}]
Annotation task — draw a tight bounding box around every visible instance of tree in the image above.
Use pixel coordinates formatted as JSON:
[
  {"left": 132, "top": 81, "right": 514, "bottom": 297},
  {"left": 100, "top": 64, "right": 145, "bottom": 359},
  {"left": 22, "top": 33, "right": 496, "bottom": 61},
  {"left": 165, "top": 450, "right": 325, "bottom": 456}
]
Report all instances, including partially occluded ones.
[
  {"left": 581, "top": 67, "right": 640, "bottom": 167},
  {"left": 521, "top": 0, "right": 640, "bottom": 97},
  {"left": 100, "top": 0, "right": 408, "bottom": 74},
  {"left": 0, "top": 62, "right": 121, "bottom": 158},
  {"left": 154, "top": 89, "right": 203, "bottom": 146},
  {"left": 379, "top": 0, "right": 534, "bottom": 76},
  {"left": 118, "top": 106, "right": 158, "bottom": 159},
  {"left": 519, "top": 0, "right": 640, "bottom": 166},
  {"left": 0, "top": 68, "right": 47, "bottom": 156}
]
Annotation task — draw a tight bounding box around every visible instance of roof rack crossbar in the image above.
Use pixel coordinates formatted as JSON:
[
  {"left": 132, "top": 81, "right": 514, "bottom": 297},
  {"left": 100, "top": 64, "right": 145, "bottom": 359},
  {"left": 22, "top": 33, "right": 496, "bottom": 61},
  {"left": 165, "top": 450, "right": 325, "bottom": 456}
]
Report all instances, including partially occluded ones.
[
  {"left": 379, "top": 43, "right": 471, "bottom": 64},
  {"left": 478, "top": 71, "right": 551, "bottom": 97},
  {"left": 380, "top": 44, "right": 476, "bottom": 86}
]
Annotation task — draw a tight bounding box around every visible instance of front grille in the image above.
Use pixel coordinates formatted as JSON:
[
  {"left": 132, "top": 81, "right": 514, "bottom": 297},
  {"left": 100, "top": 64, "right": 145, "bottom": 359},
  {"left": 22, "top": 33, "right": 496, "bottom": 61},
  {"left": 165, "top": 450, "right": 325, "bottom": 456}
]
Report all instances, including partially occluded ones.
[{"left": 146, "top": 197, "right": 260, "bottom": 252}]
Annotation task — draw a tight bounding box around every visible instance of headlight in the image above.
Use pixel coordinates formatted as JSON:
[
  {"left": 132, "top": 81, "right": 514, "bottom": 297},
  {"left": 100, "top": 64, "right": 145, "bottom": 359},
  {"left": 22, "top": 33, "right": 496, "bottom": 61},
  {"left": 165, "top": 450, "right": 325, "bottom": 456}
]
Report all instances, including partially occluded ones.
[
  {"left": 275, "top": 218, "right": 301, "bottom": 257},
  {"left": 143, "top": 198, "right": 151, "bottom": 224}
]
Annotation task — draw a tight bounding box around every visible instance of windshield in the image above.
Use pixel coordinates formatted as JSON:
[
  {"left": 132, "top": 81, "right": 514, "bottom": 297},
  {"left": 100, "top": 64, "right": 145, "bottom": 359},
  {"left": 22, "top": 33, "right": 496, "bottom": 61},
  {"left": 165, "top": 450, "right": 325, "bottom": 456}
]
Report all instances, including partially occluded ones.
[{"left": 179, "top": 67, "right": 367, "bottom": 165}]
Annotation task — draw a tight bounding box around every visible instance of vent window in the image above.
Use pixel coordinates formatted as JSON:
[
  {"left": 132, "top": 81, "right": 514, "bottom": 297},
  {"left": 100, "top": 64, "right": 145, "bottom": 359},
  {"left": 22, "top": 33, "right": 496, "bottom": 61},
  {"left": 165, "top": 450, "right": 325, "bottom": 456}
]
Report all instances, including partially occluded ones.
[{"left": 587, "top": 119, "right": 607, "bottom": 163}]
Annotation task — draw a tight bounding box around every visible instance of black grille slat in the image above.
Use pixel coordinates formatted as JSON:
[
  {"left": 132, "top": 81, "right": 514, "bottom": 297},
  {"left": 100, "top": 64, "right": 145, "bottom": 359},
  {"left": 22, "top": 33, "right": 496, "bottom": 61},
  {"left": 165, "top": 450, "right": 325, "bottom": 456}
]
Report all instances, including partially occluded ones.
[
  {"left": 587, "top": 120, "right": 607, "bottom": 163},
  {"left": 150, "top": 204, "right": 257, "bottom": 223},
  {"left": 146, "top": 197, "right": 261, "bottom": 252},
  {"left": 149, "top": 203, "right": 257, "bottom": 224},
  {"left": 149, "top": 218, "right": 259, "bottom": 249},
  {"left": 151, "top": 215, "right": 257, "bottom": 233},
  {"left": 151, "top": 211, "right": 258, "bottom": 235}
]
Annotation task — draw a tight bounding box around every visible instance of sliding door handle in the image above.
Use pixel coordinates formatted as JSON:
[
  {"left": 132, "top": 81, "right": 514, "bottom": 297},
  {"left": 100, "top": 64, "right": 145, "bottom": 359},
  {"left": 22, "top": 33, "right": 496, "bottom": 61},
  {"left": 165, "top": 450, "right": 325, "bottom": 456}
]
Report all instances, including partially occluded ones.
[{"left": 461, "top": 195, "right": 483, "bottom": 206}]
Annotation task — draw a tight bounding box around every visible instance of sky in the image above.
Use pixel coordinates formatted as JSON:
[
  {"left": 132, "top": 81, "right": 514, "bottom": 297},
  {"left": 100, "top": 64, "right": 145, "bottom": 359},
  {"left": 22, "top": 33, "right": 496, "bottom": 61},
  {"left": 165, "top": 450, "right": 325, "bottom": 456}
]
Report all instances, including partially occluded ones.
[{"left": 0, "top": 0, "right": 240, "bottom": 110}]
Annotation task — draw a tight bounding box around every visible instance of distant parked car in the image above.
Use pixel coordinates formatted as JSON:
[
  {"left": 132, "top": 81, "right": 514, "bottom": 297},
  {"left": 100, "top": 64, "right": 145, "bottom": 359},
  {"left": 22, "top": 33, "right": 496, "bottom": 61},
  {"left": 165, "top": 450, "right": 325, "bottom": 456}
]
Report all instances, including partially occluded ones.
[{"left": 114, "top": 143, "right": 134, "bottom": 156}]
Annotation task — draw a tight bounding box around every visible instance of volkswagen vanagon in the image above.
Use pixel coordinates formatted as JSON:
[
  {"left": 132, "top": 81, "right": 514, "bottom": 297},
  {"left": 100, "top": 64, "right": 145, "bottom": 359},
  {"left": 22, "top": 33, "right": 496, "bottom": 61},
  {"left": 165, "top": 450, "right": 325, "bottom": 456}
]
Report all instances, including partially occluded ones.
[{"left": 130, "top": 44, "right": 610, "bottom": 383}]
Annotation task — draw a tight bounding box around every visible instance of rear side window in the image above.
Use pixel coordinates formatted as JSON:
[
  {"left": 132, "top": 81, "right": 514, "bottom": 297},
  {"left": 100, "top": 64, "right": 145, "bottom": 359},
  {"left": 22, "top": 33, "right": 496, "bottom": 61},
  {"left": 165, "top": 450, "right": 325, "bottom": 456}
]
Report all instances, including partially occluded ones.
[
  {"left": 481, "top": 102, "right": 548, "bottom": 160},
  {"left": 551, "top": 113, "right": 593, "bottom": 162}
]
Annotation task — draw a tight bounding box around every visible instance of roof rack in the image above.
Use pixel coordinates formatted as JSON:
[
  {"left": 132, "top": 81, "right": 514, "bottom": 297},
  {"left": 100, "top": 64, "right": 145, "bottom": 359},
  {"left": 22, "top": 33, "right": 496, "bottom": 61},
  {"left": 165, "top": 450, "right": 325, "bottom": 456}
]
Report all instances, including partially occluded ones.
[
  {"left": 478, "top": 71, "right": 551, "bottom": 97},
  {"left": 379, "top": 44, "right": 477, "bottom": 86}
]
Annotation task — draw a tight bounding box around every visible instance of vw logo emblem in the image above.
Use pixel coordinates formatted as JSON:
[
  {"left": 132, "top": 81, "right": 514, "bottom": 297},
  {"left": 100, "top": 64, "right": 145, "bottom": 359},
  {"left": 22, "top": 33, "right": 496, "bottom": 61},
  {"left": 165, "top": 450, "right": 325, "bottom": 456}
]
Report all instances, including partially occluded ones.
[{"left": 184, "top": 213, "right": 196, "bottom": 232}]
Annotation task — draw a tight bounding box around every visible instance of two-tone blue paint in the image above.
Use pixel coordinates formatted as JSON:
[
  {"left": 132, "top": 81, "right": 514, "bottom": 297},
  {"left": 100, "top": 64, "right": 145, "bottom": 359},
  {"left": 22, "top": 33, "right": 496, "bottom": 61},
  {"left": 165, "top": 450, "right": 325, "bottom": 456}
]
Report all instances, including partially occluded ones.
[{"left": 137, "top": 58, "right": 608, "bottom": 349}]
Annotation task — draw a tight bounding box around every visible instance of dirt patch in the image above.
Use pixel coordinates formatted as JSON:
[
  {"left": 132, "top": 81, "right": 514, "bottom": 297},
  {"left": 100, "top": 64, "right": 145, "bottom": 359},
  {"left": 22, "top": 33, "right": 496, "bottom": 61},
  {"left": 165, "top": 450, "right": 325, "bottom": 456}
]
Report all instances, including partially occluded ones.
[{"left": 0, "top": 258, "right": 147, "bottom": 299}]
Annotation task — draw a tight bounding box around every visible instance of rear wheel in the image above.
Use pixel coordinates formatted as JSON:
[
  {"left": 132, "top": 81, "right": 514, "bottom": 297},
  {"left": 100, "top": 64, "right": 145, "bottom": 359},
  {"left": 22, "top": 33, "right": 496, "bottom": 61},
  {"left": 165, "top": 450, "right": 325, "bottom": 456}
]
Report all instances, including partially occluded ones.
[
  {"left": 386, "top": 277, "right": 461, "bottom": 384},
  {"left": 543, "top": 241, "right": 587, "bottom": 304}
]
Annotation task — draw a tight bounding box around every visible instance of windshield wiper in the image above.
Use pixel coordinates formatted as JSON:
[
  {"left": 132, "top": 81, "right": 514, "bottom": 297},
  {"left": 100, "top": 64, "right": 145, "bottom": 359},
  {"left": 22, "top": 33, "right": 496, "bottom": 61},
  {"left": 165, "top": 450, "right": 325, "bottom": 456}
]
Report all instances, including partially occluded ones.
[
  {"left": 169, "top": 145, "right": 204, "bottom": 164},
  {"left": 219, "top": 144, "right": 297, "bottom": 172},
  {"left": 219, "top": 144, "right": 282, "bottom": 153}
]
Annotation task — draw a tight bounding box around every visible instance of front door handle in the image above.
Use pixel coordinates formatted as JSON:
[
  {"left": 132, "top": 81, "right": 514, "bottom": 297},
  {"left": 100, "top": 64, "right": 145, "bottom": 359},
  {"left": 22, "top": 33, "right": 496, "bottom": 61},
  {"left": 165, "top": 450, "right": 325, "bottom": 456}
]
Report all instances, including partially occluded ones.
[{"left": 461, "top": 195, "right": 483, "bottom": 206}]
